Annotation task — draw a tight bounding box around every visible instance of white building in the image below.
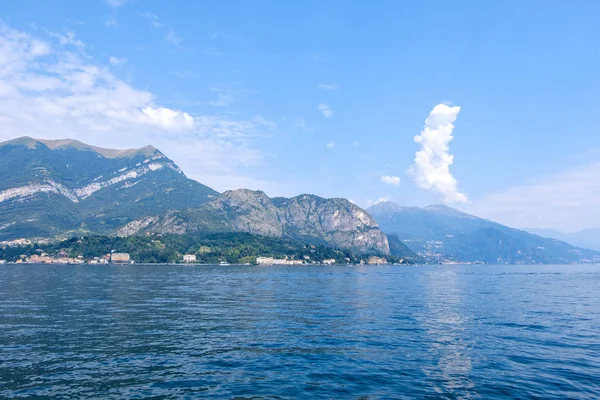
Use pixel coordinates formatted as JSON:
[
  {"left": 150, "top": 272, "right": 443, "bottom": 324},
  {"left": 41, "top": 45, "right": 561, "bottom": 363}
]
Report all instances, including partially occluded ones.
[{"left": 183, "top": 254, "right": 197, "bottom": 263}]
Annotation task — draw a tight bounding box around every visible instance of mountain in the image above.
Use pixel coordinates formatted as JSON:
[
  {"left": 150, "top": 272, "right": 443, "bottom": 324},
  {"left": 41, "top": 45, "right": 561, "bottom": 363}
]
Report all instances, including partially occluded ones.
[
  {"left": 118, "top": 189, "right": 394, "bottom": 256},
  {"left": 526, "top": 228, "right": 600, "bottom": 252},
  {"left": 0, "top": 137, "right": 218, "bottom": 240},
  {"left": 367, "top": 202, "right": 600, "bottom": 264},
  {"left": 0, "top": 137, "right": 404, "bottom": 258}
]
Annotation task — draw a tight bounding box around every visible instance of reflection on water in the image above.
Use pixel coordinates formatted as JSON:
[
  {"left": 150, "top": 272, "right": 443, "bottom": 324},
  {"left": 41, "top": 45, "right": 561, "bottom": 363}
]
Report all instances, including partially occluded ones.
[
  {"left": 1, "top": 264, "right": 600, "bottom": 399},
  {"left": 419, "top": 269, "right": 476, "bottom": 397}
]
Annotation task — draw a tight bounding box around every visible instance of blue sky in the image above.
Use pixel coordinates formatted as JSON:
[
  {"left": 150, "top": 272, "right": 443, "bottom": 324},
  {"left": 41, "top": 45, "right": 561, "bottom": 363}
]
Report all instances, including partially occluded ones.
[{"left": 1, "top": 0, "right": 599, "bottom": 231}]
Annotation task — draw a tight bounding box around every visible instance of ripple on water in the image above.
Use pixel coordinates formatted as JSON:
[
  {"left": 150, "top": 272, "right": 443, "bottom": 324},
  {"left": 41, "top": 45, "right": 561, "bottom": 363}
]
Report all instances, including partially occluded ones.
[{"left": 1, "top": 264, "right": 600, "bottom": 399}]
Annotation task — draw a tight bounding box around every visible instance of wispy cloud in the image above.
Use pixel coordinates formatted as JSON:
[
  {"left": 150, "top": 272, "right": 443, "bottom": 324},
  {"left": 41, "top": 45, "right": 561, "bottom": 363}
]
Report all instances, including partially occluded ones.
[
  {"left": 0, "top": 22, "right": 274, "bottom": 192},
  {"left": 141, "top": 13, "right": 185, "bottom": 51},
  {"left": 469, "top": 161, "right": 600, "bottom": 231},
  {"left": 45, "top": 30, "right": 84, "bottom": 48},
  {"left": 109, "top": 56, "right": 126, "bottom": 65},
  {"left": 104, "top": 16, "right": 118, "bottom": 28},
  {"left": 318, "top": 104, "right": 333, "bottom": 118},
  {"left": 165, "top": 30, "right": 184, "bottom": 50},
  {"left": 318, "top": 83, "right": 339, "bottom": 90},
  {"left": 142, "top": 12, "right": 163, "bottom": 28},
  {"left": 171, "top": 70, "right": 200, "bottom": 79},
  {"left": 380, "top": 175, "right": 400, "bottom": 186},
  {"left": 105, "top": 0, "right": 128, "bottom": 7},
  {"left": 326, "top": 142, "right": 335, "bottom": 148},
  {"left": 410, "top": 103, "right": 468, "bottom": 204},
  {"left": 208, "top": 87, "right": 235, "bottom": 107},
  {"left": 352, "top": 141, "right": 359, "bottom": 147}
]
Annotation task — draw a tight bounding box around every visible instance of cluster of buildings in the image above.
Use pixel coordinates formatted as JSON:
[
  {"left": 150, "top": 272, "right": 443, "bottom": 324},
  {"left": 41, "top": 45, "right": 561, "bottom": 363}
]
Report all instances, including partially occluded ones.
[
  {"left": 367, "top": 256, "right": 387, "bottom": 265},
  {"left": 20, "top": 254, "right": 87, "bottom": 264},
  {"left": 11, "top": 252, "right": 132, "bottom": 265},
  {"left": 256, "top": 257, "right": 305, "bottom": 265}
]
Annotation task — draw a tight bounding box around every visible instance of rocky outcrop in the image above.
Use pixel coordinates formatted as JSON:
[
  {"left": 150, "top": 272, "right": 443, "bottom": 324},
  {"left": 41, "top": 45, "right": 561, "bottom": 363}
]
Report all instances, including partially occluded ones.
[{"left": 119, "top": 189, "right": 391, "bottom": 255}]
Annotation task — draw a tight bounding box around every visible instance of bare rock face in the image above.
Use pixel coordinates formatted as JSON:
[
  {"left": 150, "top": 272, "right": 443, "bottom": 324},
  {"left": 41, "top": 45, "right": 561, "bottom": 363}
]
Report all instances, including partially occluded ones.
[{"left": 119, "top": 189, "right": 390, "bottom": 255}]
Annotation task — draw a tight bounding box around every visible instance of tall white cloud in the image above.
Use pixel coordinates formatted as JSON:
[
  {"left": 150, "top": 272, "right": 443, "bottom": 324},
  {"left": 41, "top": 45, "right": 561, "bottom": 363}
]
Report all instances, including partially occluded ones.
[{"left": 411, "top": 104, "right": 468, "bottom": 203}]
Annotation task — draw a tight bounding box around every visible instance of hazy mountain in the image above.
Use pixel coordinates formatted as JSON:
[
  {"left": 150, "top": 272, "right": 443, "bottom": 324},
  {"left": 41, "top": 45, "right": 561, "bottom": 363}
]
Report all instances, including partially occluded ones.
[
  {"left": 0, "top": 137, "right": 217, "bottom": 240},
  {"left": 526, "top": 228, "right": 600, "bottom": 251},
  {"left": 118, "top": 189, "right": 397, "bottom": 256},
  {"left": 367, "top": 202, "right": 600, "bottom": 264}
]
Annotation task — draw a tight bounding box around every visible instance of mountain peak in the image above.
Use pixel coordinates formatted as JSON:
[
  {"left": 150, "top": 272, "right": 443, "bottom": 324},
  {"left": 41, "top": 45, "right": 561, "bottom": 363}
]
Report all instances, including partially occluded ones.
[
  {"left": 0, "top": 136, "right": 160, "bottom": 159},
  {"left": 367, "top": 201, "right": 405, "bottom": 213},
  {"left": 424, "top": 204, "right": 474, "bottom": 218},
  {"left": 0, "top": 136, "right": 42, "bottom": 149}
]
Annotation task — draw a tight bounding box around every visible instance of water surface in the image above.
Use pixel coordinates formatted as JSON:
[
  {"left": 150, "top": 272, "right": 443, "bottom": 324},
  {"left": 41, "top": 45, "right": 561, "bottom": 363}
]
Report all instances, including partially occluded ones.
[{"left": 1, "top": 264, "right": 599, "bottom": 399}]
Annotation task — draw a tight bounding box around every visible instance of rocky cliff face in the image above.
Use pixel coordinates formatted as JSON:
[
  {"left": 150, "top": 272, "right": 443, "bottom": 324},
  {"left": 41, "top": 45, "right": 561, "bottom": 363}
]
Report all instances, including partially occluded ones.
[
  {"left": 119, "top": 189, "right": 391, "bottom": 255},
  {"left": 0, "top": 137, "right": 218, "bottom": 239}
]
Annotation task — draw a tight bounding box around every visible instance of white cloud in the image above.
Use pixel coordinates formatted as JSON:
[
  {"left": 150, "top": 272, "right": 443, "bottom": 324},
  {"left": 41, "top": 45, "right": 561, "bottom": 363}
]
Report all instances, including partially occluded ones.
[
  {"left": 352, "top": 141, "right": 359, "bottom": 147},
  {"left": 410, "top": 103, "right": 468, "bottom": 203},
  {"left": 318, "top": 83, "right": 339, "bottom": 90},
  {"left": 326, "top": 142, "right": 335, "bottom": 148},
  {"left": 468, "top": 161, "right": 600, "bottom": 232},
  {"left": 380, "top": 175, "right": 400, "bottom": 186},
  {"left": 109, "top": 56, "right": 126, "bottom": 65},
  {"left": 106, "top": 0, "right": 127, "bottom": 7},
  {"left": 46, "top": 30, "right": 84, "bottom": 48},
  {"left": 318, "top": 104, "right": 333, "bottom": 118},
  {"left": 0, "top": 22, "right": 272, "bottom": 192}
]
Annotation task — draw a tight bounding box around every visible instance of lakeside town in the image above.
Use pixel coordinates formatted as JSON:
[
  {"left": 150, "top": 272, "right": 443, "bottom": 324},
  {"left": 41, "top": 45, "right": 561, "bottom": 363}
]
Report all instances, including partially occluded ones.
[
  {"left": 0, "top": 237, "right": 393, "bottom": 266},
  {"left": 1, "top": 253, "right": 391, "bottom": 266}
]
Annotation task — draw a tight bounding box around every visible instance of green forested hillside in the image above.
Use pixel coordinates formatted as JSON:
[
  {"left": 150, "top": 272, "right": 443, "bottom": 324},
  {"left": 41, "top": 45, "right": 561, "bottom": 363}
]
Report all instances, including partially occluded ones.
[{"left": 0, "top": 232, "right": 411, "bottom": 264}]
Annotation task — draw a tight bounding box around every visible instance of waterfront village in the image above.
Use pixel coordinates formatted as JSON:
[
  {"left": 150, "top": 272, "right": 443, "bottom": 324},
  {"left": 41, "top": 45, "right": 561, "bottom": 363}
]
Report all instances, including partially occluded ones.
[
  {"left": 2, "top": 253, "right": 388, "bottom": 265},
  {"left": 0, "top": 238, "right": 391, "bottom": 266}
]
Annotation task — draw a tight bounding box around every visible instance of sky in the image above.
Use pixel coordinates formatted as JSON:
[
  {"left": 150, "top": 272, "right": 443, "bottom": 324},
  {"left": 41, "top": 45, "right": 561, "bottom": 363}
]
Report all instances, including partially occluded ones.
[{"left": 0, "top": 0, "right": 599, "bottom": 232}]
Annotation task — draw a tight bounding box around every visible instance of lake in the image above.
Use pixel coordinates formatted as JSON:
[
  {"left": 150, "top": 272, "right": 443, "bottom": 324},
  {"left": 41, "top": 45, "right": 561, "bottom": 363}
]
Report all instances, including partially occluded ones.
[{"left": 1, "top": 264, "right": 599, "bottom": 399}]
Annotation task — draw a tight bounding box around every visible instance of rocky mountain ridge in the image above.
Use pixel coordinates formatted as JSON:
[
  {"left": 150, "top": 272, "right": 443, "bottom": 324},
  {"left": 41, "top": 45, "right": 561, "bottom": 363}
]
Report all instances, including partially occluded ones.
[
  {"left": 119, "top": 189, "right": 392, "bottom": 255},
  {"left": 0, "top": 137, "right": 396, "bottom": 257}
]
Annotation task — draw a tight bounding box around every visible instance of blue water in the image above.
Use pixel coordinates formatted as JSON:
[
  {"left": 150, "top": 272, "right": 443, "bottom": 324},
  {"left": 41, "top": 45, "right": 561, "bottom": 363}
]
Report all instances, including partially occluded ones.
[{"left": 1, "top": 264, "right": 599, "bottom": 399}]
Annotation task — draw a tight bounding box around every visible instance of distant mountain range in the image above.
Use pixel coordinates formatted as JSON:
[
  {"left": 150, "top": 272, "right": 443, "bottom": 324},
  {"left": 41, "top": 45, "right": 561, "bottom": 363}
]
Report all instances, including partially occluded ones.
[
  {"left": 0, "top": 137, "right": 414, "bottom": 259},
  {"left": 525, "top": 228, "right": 600, "bottom": 252},
  {"left": 367, "top": 202, "right": 600, "bottom": 264},
  {"left": 2, "top": 136, "right": 598, "bottom": 264}
]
